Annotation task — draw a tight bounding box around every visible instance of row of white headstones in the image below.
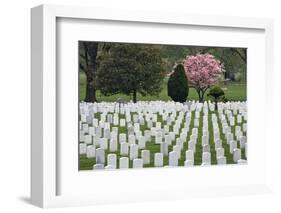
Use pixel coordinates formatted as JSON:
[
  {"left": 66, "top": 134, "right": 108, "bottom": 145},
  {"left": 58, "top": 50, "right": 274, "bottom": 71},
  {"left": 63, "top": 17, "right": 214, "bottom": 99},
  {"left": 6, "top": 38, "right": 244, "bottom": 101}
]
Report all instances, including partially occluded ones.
[{"left": 79, "top": 101, "right": 247, "bottom": 170}]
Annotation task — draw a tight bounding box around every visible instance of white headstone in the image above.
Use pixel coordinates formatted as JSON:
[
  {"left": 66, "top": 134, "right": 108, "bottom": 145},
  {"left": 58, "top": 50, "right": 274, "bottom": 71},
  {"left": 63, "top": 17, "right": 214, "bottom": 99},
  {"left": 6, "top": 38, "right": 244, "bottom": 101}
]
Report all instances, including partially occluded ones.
[
  {"left": 107, "top": 153, "right": 117, "bottom": 169},
  {"left": 86, "top": 145, "right": 95, "bottom": 158},
  {"left": 239, "top": 136, "right": 246, "bottom": 148},
  {"left": 216, "top": 148, "right": 224, "bottom": 158},
  {"left": 138, "top": 136, "right": 146, "bottom": 149},
  {"left": 169, "top": 151, "right": 178, "bottom": 166},
  {"left": 184, "top": 160, "right": 194, "bottom": 167},
  {"left": 79, "top": 143, "right": 87, "bottom": 155},
  {"left": 215, "top": 139, "right": 222, "bottom": 149},
  {"left": 233, "top": 148, "right": 241, "bottom": 162},
  {"left": 133, "top": 159, "right": 143, "bottom": 168},
  {"left": 202, "top": 144, "right": 210, "bottom": 152},
  {"left": 188, "top": 140, "right": 196, "bottom": 152},
  {"left": 119, "top": 157, "right": 129, "bottom": 169},
  {"left": 230, "top": 140, "right": 237, "bottom": 154},
  {"left": 120, "top": 119, "right": 126, "bottom": 127},
  {"left": 109, "top": 139, "right": 118, "bottom": 152},
  {"left": 89, "top": 126, "right": 96, "bottom": 136},
  {"left": 129, "top": 144, "right": 138, "bottom": 160},
  {"left": 100, "top": 138, "right": 108, "bottom": 150},
  {"left": 160, "top": 142, "right": 169, "bottom": 156},
  {"left": 237, "top": 159, "right": 247, "bottom": 165},
  {"left": 119, "top": 133, "right": 127, "bottom": 144},
  {"left": 93, "top": 164, "right": 104, "bottom": 170},
  {"left": 154, "top": 153, "right": 164, "bottom": 167},
  {"left": 173, "top": 145, "right": 181, "bottom": 159},
  {"left": 185, "top": 150, "right": 194, "bottom": 162},
  {"left": 120, "top": 143, "right": 129, "bottom": 156},
  {"left": 202, "top": 152, "right": 211, "bottom": 165},
  {"left": 95, "top": 148, "right": 105, "bottom": 164},
  {"left": 104, "top": 128, "right": 111, "bottom": 139},
  {"left": 217, "top": 156, "right": 226, "bottom": 165},
  {"left": 194, "top": 118, "right": 199, "bottom": 127},
  {"left": 128, "top": 135, "right": 136, "bottom": 144},
  {"left": 164, "top": 134, "right": 172, "bottom": 145},
  {"left": 105, "top": 165, "right": 114, "bottom": 170},
  {"left": 141, "top": 150, "right": 150, "bottom": 165}
]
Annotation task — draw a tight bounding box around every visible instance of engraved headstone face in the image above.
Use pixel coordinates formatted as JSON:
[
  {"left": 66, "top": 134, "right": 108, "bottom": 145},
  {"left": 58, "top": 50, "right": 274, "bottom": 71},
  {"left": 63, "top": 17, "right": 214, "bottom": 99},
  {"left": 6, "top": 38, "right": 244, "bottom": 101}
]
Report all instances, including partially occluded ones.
[
  {"left": 84, "top": 135, "right": 92, "bottom": 144},
  {"left": 202, "top": 152, "right": 211, "bottom": 165},
  {"left": 154, "top": 153, "right": 163, "bottom": 167},
  {"left": 239, "top": 136, "right": 247, "bottom": 148},
  {"left": 237, "top": 159, "right": 247, "bottom": 165},
  {"left": 215, "top": 139, "right": 222, "bottom": 149},
  {"left": 169, "top": 151, "right": 178, "bottom": 167},
  {"left": 107, "top": 114, "right": 113, "bottom": 124},
  {"left": 164, "top": 134, "right": 172, "bottom": 145},
  {"left": 160, "top": 142, "right": 169, "bottom": 156},
  {"left": 107, "top": 154, "right": 117, "bottom": 169},
  {"left": 138, "top": 136, "right": 146, "bottom": 149},
  {"left": 120, "top": 119, "right": 126, "bottom": 127},
  {"left": 217, "top": 156, "right": 226, "bottom": 165},
  {"left": 141, "top": 150, "right": 150, "bottom": 165},
  {"left": 100, "top": 138, "right": 108, "bottom": 150},
  {"left": 109, "top": 139, "right": 118, "bottom": 152},
  {"left": 119, "top": 133, "right": 127, "bottom": 144},
  {"left": 128, "top": 135, "right": 136, "bottom": 145},
  {"left": 230, "top": 140, "right": 237, "bottom": 154},
  {"left": 93, "top": 164, "right": 104, "bottom": 170},
  {"left": 120, "top": 143, "right": 129, "bottom": 156},
  {"left": 119, "top": 157, "right": 129, "bottom": 169},
  {"left": 89, "top": 127, "right": 95, "bottom": 136},
  {"left": 184, "top": 160, "right": 194, "bottom": 167},
  {"left": 128, "top": 126, "right": 135, "bottom": 136},
  {"left": 95, "top": 148, "right": 105, "bottom": 164},
  {"left": 202, "top": 144, "right": 210, "bottom": 152},
  {"left": 216, "top": 148, "right": 224, "bottom": 159},
  {"left": 86, "top": 145, "right": 95, "bottom": 158},
  {"left": 79, "top": 143, "right": 87, "bottom": 155},
  {"left": 233, "top": 148, "right": 241, "bottom": 162},
  {"left": 188, "top": 140, "right": 196, "bottom": 153},
  {"left": 202, "top": 135, "right": 209, "bottom": 146},
  {"left": 104, "top": 128, "right": 111, "bottom": 140},
  {"left": 185, "top": 150, "right": 194, "bottom": 162},
  {"left": 129, "top": 144, "right": 138, "bottom": 160},
  {"left": 133, "top": 159, "right": 143, "bottom": 168},
  {"left": 173, "top": 145, "right": 181, "bottom": 159}
]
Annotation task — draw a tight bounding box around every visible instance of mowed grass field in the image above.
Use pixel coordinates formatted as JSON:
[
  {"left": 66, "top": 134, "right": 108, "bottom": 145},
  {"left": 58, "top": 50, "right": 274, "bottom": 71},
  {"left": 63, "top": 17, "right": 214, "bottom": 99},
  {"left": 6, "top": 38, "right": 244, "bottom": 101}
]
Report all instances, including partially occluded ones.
[
  {"left": 79, "top": 109, "right": 247, "bottom": 170},
  {"left": 79, "top": 72, "right": 247, "bottom": 170},
  {"left": 79, "top": 72, "right": 247, "bottom": 102}
]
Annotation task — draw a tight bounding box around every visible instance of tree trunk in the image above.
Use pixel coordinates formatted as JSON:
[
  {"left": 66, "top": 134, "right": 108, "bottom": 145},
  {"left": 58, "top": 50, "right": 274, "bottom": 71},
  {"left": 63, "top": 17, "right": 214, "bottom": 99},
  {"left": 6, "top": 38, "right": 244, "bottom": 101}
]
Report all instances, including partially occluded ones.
[
  {"left": 133, "top": 90, "right": 137, "bottom": 103},
  {"left": 214, "top": 99, "right": 218, "bottom": 111},
  {"left": 197, "top": 90, "right": 204, "bottom": 103},
  {"left": 85, "top": 76, "right": 97, "bottom": 102},
  {"left": 81, "top": 41, "right": 98, "bottom": 103}
]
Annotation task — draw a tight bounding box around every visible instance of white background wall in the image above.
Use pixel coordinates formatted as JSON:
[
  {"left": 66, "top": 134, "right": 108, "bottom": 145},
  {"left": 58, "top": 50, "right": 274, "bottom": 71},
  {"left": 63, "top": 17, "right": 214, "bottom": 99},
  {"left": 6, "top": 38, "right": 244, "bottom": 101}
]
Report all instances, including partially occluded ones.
[{"left": 0, "top": 0, "right": 280, "bottom": 212}]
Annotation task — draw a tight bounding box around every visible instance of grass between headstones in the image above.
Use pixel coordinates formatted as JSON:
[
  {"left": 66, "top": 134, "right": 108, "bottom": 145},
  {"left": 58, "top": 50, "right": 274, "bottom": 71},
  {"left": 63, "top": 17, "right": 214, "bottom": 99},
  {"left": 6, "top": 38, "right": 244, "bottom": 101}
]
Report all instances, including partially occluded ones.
[{"left": 79, "top": 103, "right": 247, "bottom": 170}]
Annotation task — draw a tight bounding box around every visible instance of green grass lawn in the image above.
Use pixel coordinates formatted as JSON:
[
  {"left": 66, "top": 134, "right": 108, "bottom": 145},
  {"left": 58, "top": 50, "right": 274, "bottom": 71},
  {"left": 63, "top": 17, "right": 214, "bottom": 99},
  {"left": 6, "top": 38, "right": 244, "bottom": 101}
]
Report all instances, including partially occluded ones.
[
  {"left": 79, "top": 109, "right": 247, "bottom": 170},
  {"left": 79, "top": 72, "right": 246, "bottom": 102},
  {"left": 79, "top": 72, "right": 246, "bottom": 170}
]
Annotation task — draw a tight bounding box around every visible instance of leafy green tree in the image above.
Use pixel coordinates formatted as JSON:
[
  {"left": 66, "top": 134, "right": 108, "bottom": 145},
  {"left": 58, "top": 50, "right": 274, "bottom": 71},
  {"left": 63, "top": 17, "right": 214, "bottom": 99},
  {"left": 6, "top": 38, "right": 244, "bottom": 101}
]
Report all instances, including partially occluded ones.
[
  {"left": 207, "top": 85, "right": 225, "bottom": 110},
  {"left": 96, "top": 44, "right": 165, "bottom": 103},
  {"left": 167, "top": 64, "right": 189, "bottom": 103}
]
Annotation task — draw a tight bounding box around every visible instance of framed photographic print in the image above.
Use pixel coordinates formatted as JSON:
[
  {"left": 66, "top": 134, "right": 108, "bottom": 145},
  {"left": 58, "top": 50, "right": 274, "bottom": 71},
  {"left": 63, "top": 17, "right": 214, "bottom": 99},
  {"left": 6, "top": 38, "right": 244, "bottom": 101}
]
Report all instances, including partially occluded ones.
[{"left": 31, "top": 4, "right": 274, "bottom": 208}]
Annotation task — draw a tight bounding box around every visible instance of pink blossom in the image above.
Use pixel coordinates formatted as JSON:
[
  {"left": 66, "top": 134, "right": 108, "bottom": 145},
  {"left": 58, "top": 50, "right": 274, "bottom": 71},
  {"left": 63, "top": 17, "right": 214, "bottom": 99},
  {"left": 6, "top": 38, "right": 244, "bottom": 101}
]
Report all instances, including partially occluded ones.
[{"left": 183, "top": 53, "right": 224, "bottom": 90}]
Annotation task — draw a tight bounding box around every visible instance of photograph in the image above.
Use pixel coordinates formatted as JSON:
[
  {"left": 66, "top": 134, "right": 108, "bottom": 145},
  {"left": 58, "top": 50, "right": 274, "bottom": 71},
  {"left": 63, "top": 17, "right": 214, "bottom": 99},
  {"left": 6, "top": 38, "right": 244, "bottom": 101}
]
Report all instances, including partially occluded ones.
[{"left": 78, "top": 41, "right": 247, "bottom": 170}]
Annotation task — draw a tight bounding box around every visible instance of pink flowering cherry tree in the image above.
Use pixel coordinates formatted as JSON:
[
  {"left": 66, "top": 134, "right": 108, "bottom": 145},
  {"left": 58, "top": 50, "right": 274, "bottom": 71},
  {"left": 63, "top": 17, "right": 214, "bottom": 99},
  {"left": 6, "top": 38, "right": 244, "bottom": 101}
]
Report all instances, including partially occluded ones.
[{"left": 183, "top": 53, "right": 224, "bottom": 102}]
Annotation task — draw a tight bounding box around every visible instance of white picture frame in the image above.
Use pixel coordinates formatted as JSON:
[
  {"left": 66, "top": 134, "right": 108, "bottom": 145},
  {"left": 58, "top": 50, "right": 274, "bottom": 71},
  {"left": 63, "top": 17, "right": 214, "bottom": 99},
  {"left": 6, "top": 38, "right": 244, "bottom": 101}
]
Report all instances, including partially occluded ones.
[{"left": 31, "top": 4, "right": 274, "bottom": 208}]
